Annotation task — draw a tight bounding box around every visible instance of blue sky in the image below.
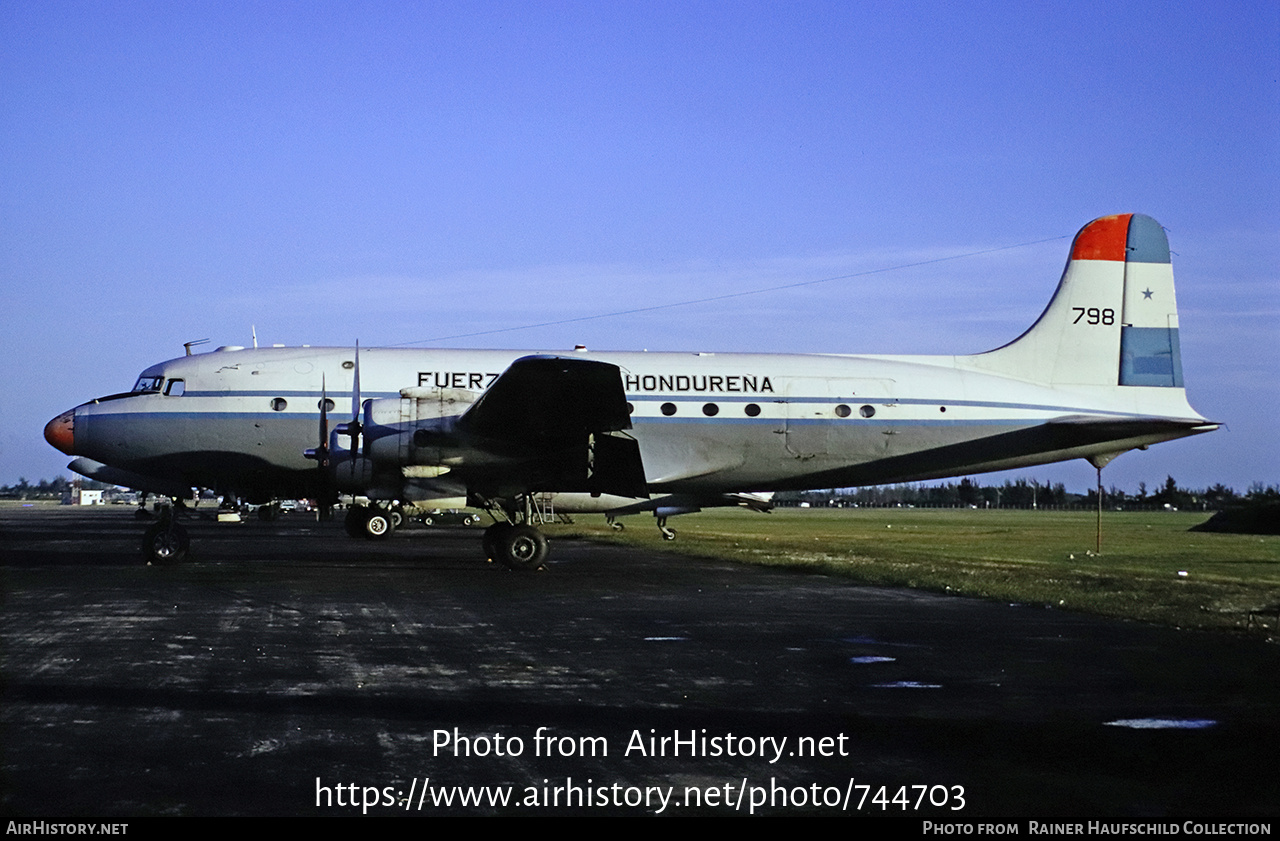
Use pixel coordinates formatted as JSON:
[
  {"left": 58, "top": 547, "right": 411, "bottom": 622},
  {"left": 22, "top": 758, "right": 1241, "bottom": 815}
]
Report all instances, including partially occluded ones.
[{"left": 3, "top": 1, "right": 1277, "bottom": 494}]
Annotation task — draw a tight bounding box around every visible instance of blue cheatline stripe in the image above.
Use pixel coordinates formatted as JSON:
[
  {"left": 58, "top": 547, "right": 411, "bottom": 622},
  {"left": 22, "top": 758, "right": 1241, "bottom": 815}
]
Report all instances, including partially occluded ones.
[
  {"left": 180, "top": 390, "right": 403, "bottom": 400},
  {"left": 162, "top": 387, "right": 1168, "bottom": 417},
  {"left": 180, "top": 387, "right": 1146, "bottom": 417},
  {"left": 99, "top": 398, "right": 1162, "bottom": 423},
  {"left": 1119, "top": 327, "right": 1183, "bottom": 387}
]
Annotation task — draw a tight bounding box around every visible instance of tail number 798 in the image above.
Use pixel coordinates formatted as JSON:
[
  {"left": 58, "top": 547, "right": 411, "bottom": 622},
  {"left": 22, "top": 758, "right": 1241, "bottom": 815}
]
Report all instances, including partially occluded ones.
[{"left": 1073, "top": 307, "right": 1114, "bottom": 325}]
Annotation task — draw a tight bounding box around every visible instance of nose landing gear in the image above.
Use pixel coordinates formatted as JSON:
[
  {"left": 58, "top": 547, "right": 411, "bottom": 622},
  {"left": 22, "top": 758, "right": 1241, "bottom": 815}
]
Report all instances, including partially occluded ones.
[{"left": 142, "top": 507, "right": 189, "bottom": 565}]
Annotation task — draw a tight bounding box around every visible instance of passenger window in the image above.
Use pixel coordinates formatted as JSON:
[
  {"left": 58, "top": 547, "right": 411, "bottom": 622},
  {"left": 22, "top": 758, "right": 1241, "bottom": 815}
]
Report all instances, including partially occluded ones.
[
  {"left": 744, "top": 403, "right": 761, "bottom": 417},
  {"left": 660, "top": 403, "right": 677, "bottom": 416},
  {"left": 702, "top": 403, "right": 719, "bottom": 417},
  {"left": 271, "top": 398, "right": 288, "bottom": 412},
  {"left": 164, "top": 379, "right": 185, "bottom": 397}
]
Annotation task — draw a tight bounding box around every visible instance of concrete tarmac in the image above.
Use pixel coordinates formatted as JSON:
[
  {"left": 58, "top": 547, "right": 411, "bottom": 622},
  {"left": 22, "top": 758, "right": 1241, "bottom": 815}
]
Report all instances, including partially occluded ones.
[{"left": 1, "top": 506, "right": 1277, "bottom": 816}]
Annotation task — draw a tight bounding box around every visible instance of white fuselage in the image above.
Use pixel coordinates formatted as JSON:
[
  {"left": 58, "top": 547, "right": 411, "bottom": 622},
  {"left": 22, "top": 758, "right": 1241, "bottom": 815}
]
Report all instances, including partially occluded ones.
[{"left": 55, "top": 343, "right": 1210, "bottom": 506}]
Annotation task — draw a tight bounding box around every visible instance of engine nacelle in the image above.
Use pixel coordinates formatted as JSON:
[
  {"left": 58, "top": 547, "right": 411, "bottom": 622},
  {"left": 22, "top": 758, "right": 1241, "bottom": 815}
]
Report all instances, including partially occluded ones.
[{"left": 363, "top": 387, "right": 479, "bottom": 467}]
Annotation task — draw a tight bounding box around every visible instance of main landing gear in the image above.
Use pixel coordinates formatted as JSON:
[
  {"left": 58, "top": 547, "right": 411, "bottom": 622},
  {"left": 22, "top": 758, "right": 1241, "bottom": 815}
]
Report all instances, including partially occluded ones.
[
  {"left": 344, "top": 504, "right": 398, "bottom": 540},
  {"left": 476, "top": 494, "right": 553, "bottom": 571},
  {"left": 340, "top": 497, "right": 552, "bottom": 571},
  {"left": 481, "top": 522, "right": 549, "bottom": 570}
]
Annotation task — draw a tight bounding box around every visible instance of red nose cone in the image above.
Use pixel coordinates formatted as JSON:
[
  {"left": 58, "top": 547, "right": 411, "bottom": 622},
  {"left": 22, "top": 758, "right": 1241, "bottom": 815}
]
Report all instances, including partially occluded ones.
[{"left": 44, "top": 409, "right": 75, "bottom": 455}]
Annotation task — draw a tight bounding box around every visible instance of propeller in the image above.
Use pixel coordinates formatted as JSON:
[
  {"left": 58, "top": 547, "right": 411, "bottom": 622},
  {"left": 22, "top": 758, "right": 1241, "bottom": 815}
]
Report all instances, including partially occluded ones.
[
  {"left": 304, "top": 374, "right": 331, "bottom": 467},
  {"left": 334, "top": 341, "right": 363, "bottom": 459},
  {"left": 303, "top": 375, "right": 336, "bottom": 517},
  {"left": 305, "top": 344, "right": 362, "bottom": 512}
]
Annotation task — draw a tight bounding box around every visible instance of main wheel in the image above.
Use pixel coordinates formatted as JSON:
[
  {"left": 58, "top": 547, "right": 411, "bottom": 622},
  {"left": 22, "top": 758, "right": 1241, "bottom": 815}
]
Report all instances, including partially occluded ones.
[
  {"left": 497, "top": 524, "right": 548, "bottom": 570},
  {"left": 363, "top": 510, "right": 394, "bottom": 540},
  {"left": 143, "top": 522, "right": 189, "bottom": 565}
]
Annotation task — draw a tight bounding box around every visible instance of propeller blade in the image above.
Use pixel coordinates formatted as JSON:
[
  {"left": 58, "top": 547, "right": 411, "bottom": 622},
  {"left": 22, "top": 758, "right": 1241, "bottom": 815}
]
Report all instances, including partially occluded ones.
[
  {"left": 304, "top": 375, "right": 331, "bottom": 467},
  {"left": 318, "top": 374, "right": 329, "bottom": 466},
  {"left": 350, "top": 341, "right": 362, "bottom": 457},
  {"left": 351, "top": 340, "right": 361, "bottom": 421}
]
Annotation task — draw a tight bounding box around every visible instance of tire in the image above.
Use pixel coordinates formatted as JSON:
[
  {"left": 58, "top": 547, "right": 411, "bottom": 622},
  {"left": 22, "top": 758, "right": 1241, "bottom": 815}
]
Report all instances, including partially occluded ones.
[
  {"left": 363, "top": 510, "right": 393, "bottom": 540},
  {"left": 143, "top": 522, "right": 189, "bottom": 565},
  {"left": 390, "top": 507, "right": 404, "bottom": 529},
  {"left": 498, "top": 524, "right": 548, "bottom": 570}
]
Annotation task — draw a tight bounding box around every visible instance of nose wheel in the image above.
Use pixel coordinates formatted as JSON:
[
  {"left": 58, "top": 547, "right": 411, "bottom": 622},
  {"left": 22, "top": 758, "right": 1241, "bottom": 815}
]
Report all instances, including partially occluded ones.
[{"left": 142, "top": 514, "right": 189, "bottom": 565}]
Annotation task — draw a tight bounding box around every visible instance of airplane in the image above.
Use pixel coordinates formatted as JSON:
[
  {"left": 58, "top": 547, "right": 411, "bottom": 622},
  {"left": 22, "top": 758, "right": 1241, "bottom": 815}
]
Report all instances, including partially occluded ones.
[{"left": 44, "top": 213, "right": 1217, "bottom": 568}]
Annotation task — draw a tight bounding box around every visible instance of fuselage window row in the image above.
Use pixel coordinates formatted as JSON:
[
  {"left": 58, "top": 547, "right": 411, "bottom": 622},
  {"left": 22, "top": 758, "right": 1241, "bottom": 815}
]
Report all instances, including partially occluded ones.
[{"left": 644, "top": 401, "right": 872, "bottom": 418}]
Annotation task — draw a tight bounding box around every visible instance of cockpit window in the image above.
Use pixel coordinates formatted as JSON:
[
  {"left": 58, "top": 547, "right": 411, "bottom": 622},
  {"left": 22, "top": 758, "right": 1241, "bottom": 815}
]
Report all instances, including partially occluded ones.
[
  {"left": 164, "top": 379, "right": 185, "bottom": 396},
  {"left": 132, "top": 376, "right": 163, "bottom": 393}
]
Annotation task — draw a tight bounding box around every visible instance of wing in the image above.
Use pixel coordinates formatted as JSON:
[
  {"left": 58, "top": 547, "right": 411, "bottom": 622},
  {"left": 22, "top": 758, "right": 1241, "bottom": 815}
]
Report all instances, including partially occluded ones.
[{"left": 456, "top": 355, "right": 648, "bottom": 498}]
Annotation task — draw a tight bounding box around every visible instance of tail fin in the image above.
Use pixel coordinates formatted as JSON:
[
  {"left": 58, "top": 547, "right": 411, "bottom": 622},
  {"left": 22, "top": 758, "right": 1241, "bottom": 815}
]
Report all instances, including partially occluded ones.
[{"left": 969, "top": 214, "right": 1184, "bottom": 388}]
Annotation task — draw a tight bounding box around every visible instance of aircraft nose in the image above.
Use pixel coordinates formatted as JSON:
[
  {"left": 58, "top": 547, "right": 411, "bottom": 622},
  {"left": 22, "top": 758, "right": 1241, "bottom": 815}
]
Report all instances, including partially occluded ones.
[{"left": 44, "top": 409, "right": 75, "bottom": 455}]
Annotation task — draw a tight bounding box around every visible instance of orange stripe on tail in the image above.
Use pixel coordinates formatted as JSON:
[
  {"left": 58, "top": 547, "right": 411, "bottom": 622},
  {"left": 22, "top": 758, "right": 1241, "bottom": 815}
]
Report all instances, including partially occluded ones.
[{"left": 1070, "top": 213, "right": 1132, "bottom": 261}]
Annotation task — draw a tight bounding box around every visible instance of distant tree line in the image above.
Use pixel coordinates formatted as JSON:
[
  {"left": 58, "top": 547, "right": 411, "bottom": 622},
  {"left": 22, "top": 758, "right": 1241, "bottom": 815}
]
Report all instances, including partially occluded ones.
[
  {"left": 4, "top": 474, "right": 1277, "bottom": 510},
  {"left": 776, "top": 477, "right": 1280, "bottom": 512},
  {"left": 0, "top": 476, "right": 113, "bottom": 500}
]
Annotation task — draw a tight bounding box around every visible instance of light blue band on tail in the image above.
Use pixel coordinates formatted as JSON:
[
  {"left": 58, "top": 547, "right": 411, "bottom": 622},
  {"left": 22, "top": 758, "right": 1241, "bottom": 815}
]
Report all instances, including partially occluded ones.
[{"left": 1120, "top": 326, "right": 1183, "bottom": 387}]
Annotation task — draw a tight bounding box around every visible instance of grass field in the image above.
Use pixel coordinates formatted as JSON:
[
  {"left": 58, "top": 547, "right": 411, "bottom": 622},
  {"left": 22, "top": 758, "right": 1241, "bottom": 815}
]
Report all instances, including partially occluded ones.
[{"left": 544, "top": 507, "right": 1280, "bottom": 635}]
